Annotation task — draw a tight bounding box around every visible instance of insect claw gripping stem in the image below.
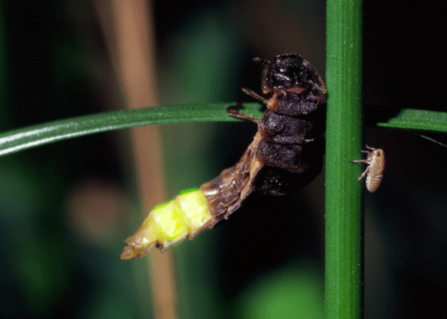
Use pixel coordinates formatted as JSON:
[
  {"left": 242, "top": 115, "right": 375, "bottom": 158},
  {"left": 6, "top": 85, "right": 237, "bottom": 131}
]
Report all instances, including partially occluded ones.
[
  {"left": 120, "top": 53, "right": 327, "bottom": 258},
  {"left": 226, "top": 101, "right": 259, "bottom": 123}
]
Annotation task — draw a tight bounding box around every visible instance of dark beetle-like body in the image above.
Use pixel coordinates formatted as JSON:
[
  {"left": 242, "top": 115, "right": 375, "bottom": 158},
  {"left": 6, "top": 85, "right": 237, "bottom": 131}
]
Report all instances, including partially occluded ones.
[
  {"left": 120, "top": 54, "right": 326, "bottom": 258},
  {"left": 259, "top": 54, "right": 326, "bottom": 94},
  {"left": 203, "top": 53, "right": 326, "bottom": 215}
]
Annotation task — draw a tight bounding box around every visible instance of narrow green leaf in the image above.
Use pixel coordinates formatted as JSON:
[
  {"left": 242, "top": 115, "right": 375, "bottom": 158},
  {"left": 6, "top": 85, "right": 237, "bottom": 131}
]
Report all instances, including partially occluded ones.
[
  {"left": 0, "top": 103, "right": 262, "bottom": 157},
  {"left": 377, "top": 109, "right": 447, "bottom": 132}
]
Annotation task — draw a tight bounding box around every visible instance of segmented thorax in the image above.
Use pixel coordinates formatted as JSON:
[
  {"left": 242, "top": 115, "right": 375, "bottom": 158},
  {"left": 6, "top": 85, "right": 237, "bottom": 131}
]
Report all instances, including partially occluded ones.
[{"left": 253, "top": 54, "right": 327, "bottom": 193}]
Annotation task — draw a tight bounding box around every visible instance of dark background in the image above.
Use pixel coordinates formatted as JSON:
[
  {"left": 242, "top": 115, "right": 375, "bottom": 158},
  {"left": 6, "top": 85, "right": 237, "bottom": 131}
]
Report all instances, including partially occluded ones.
[{"left": 0, "top": 1, "right": 446, "bottom": 318}]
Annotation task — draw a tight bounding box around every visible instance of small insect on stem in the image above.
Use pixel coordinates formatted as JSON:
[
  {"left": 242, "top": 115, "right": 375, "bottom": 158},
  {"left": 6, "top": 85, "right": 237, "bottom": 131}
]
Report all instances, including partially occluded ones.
[{"left": 350, "top": 145, "right": 385, "bottom": 193}]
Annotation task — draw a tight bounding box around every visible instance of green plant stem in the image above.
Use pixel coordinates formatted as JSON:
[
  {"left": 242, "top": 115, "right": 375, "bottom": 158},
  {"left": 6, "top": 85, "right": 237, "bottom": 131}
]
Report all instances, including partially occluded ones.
[
  {"left": 0, "top": 103, "right": 262, "bottom": 157},
  {"left": 325, "top": 0, "right": 364, "bottom": 318}
]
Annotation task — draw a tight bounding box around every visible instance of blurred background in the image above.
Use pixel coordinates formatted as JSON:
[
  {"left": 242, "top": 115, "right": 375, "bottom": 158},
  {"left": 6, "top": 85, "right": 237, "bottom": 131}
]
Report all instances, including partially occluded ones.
[{"left": 0, "top": 0, "right": 446, "bottom": 318}]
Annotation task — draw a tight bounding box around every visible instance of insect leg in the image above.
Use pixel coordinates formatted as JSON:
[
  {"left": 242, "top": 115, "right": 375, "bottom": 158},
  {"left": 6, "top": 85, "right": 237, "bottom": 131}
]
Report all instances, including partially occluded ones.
[
  {"left": 365, "top": 145, "right": 376, "bottom": 151},
  {"left": 227, "top": 101, "right": 259, "bottom": 123},
  {"left": 358, "top": 149, "right": 370, "bottom": 155},
  {"left": 357, "top": 166, "right": 370, "bottom": 181},
  {"left": 241, "top": 88, "right": 268, "bottom": 103},
  {"left": 350, "top": 159, "right": 369, "bottom": 164}
]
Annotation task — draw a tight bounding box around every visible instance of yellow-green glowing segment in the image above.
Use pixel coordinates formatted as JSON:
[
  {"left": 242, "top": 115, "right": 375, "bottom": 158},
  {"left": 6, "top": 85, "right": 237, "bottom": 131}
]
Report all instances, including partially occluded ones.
[
  {"left": 176, "top": 189, "right": 213, "bottom": 230},
  {"left": 119, "top": 188, "right": 213, "bottom": 259},
  {"left": 149, "top": 201, "right": 189, "bottom": 241}
]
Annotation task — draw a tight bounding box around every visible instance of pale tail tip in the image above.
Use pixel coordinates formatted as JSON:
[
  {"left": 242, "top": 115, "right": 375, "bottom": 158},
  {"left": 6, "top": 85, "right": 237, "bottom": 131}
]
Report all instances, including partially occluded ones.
[
  {"left": 119, "top": 246, "right": 135, "bottom": 260},
  {"left": 119, "top": 243, "right": 155, "bottom": 260}
]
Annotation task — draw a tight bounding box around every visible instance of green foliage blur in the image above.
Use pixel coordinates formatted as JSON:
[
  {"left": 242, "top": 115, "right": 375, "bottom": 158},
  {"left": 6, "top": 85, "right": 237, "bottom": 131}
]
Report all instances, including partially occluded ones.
[{"left": 0, "top": 1, "right": 326, "bottom": 318}]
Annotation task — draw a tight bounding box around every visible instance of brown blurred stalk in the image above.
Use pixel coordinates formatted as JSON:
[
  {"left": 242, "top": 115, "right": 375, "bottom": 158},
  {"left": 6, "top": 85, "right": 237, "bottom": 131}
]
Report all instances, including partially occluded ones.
[{"left": 95, "top": 1, "right": 178, "bottom": 319}]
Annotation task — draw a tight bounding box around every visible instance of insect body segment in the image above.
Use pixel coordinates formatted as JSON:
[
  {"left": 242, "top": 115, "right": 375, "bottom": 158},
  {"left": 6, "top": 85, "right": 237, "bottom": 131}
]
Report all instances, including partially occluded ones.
[
  {"left": 351, "top": 145, "right": 385, "bottom": 192},
  {"left": 120, "top": 189, "right": 214, "bottom": 259},
  {"left": 120, "top": 54, "right": 326, "bottom": 259}
]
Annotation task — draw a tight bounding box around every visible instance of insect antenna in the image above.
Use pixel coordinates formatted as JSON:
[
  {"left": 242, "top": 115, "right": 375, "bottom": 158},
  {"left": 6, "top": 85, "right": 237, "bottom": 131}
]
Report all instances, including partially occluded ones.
[
  {"left": 253, "top": 57, "right": 268, "bottom": 65},
  {"left": 408, "top": 131, "right": 447, "bottom": 148}
]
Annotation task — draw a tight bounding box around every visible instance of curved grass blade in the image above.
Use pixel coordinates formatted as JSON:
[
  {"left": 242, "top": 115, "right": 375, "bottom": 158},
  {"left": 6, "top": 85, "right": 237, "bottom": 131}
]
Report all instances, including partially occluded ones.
[
  {"left": 0, "top": 103, "right": 263, "bottom": 157},
  {"left": 1, "top": 102, "right": 446, "bottom": 159},
  {"left": 377, "top": 109, "right": 447, "bottom": 132}
]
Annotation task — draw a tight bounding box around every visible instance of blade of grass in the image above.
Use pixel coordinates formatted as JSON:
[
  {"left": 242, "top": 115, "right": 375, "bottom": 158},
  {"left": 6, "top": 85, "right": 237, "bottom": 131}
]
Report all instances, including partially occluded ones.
[
  {"left": 2, "top": 101, "right": 446, "bottom": 159},
  {"left": 0, "top": 103, "right": 262, "bottom": 157},
  {"left": 326, "top": 0, "right": 364, "bottom": 318},
  {"left": 377, "top": 108, "right": 447, "bottom": 132}
]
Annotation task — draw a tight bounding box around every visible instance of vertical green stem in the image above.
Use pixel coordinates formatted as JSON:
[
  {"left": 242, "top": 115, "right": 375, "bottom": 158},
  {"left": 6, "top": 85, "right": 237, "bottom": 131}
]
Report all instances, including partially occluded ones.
[{"left": 325, "top": 0, "right": 364, "bottom": 318}]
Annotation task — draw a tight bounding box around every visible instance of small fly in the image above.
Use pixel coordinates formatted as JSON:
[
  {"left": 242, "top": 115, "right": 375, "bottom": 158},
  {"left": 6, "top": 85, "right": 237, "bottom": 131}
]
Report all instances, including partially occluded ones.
[{"left": 351, "top": 145, "right": 385, "bottom": 192}]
